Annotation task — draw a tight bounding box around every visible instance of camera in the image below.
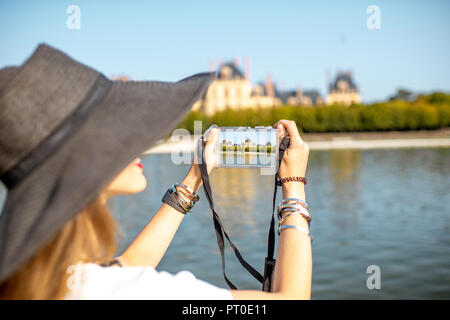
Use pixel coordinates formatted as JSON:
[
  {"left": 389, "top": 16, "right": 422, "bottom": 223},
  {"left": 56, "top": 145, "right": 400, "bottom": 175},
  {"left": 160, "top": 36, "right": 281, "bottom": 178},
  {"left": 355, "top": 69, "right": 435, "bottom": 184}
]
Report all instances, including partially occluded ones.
[{"left": 209, "top": 125, "right": 279, "bottom": 169}]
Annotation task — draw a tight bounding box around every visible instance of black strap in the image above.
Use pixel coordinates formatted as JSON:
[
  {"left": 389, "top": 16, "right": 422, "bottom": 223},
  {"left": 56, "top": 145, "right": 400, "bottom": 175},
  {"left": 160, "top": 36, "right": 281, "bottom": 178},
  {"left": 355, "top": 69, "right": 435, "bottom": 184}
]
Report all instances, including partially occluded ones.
[
  {"left": 198, "top": 135, "right": 290, "bottom": 291},
  {"left": 262, "top": 136, "right": 290, "bottom": 292},
  {"left": 198, "top": 137, "right": 264, "bottom": 289}
]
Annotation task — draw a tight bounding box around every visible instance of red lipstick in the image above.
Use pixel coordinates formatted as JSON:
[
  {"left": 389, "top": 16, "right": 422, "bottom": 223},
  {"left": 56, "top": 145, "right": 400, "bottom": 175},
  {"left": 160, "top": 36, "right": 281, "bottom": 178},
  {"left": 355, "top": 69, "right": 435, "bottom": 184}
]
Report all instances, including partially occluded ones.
[{"left": 136, "top": 163, "right": 143, "bottom": 169}]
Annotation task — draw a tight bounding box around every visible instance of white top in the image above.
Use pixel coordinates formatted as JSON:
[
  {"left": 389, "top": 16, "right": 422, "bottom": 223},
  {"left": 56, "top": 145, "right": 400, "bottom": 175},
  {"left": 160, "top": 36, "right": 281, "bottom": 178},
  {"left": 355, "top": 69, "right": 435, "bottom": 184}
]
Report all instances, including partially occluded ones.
[{"left": 65, "top": 263, "right": 233, "bottom": 300}]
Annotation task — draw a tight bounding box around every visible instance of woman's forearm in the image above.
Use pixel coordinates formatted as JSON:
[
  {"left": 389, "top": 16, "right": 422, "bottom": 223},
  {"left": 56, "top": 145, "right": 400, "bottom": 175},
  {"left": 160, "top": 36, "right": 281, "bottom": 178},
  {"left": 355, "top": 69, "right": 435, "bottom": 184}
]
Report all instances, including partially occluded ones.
[
  {"left": 231, "top": 184, "right": 312, "bottom": 300},
  {"left": 119, "top": 172, "right": 312, "bottom": 299},
  {"left": 118, "top": 132, "right": 216, "bottom": 268},
  {"left": 272, "top": 184, "right": 312, "bottom": 299},
  {"left": 118, "top": 171, "right": 201, "bottom": 268},
  {"left": 118, "top": 203, "right": 184, "bottom": 268}
]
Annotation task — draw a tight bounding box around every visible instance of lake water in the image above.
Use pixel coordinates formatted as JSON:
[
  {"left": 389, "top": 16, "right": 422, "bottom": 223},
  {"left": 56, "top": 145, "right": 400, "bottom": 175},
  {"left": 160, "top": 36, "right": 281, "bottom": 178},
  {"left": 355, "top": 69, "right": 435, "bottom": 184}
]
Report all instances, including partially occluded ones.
[
  {"left": 108, "top": 148, "right": 450, "bottom": 299},
  {"left": 1, "top": 148, "right": 449, "bottom": 299}
]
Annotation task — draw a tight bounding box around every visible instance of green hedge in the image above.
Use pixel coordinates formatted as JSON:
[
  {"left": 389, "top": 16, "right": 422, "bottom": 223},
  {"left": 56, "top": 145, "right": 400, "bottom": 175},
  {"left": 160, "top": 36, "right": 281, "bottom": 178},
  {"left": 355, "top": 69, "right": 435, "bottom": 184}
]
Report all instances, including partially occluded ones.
[{"left": 178, "top": 93, "right": 450, "bottom": 133}]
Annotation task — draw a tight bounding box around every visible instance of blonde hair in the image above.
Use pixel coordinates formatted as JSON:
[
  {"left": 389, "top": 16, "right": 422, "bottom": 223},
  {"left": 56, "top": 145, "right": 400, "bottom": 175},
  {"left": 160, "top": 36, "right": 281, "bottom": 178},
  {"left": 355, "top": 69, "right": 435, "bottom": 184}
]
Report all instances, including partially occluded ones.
[{"left": 0, "top": 196, "right": 118, "bottom": 300}]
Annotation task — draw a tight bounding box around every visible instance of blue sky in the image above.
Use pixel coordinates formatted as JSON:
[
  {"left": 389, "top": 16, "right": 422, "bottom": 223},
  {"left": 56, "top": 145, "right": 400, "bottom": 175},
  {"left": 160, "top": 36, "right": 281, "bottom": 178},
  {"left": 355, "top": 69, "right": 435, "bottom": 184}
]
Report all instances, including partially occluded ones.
[{"left": 0, "top": 0, "right": 449, "bottom": 102}]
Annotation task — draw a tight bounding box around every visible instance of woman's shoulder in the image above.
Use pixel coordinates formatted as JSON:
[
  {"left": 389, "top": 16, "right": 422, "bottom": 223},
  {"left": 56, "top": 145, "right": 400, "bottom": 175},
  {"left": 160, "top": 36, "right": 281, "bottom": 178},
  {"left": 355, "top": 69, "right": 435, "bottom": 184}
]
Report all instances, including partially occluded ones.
[{"left": 65, "top": 263, "right": 232, "bottom": 300}]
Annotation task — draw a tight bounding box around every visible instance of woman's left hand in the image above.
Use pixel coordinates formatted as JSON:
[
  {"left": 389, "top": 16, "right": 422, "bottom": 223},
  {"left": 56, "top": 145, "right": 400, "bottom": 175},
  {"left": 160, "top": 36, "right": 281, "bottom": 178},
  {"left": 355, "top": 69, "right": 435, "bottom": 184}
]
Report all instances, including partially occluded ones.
[{"left": 182, "top": 127, "right": 219, "bottom": 192}]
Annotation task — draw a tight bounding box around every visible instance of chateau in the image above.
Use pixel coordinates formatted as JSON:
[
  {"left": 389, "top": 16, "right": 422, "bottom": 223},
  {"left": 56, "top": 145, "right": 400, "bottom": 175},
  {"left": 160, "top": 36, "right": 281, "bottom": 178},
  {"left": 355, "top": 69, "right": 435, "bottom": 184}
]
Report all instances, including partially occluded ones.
[
  {"left": 120, "top": 61, "right": 361, "bottom": 116},
  {"left": 192, "top": 60, "right": 281, "bottom": 116},
  {"left": 325, "top": 71, "right": 361, "bottom": 105}
]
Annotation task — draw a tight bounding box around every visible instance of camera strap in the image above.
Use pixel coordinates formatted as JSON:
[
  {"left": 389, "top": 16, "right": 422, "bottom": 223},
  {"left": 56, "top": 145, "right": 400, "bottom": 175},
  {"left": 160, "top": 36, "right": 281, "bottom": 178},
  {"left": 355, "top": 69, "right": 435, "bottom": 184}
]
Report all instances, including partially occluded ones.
[
  {"left": 197, "top": 135, "right": 290, "bottom": 291},
  {"left": 263, "top": 135, "right": 290, "bottom": 291}
]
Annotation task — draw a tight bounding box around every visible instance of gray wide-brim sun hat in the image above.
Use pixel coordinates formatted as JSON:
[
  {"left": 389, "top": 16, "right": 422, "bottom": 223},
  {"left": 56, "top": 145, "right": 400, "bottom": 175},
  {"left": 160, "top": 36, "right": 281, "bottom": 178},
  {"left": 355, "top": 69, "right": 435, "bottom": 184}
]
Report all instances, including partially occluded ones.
[{"left": 0, "top": 43, "right": 215, "bottom": 283}]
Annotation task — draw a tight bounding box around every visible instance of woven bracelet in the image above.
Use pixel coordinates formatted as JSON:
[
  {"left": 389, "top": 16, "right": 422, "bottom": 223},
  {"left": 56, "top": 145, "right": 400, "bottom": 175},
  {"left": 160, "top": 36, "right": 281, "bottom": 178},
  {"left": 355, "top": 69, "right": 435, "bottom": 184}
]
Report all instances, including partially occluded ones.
[{"left": 277, "top": 176, "right": 308, "bottom": 186}]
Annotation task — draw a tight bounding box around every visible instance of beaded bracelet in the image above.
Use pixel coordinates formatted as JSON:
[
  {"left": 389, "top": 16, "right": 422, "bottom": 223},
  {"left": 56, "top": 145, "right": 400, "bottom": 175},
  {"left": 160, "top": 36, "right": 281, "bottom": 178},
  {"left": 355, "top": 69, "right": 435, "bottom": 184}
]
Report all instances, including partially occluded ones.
[{"left": 277, "top": 176, "right": 308, "bottom": 186}]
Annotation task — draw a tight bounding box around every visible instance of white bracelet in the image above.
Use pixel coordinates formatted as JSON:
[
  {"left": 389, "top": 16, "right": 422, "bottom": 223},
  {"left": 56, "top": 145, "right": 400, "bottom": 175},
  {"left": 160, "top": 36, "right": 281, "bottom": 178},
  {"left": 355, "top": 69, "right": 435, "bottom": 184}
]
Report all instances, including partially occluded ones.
[
  {"left": 174, "top": 183, "right": 200, "bottom": 203},
  {"left": 277, "top": 204, "right": 311, "bottom": 222},
  {"left": 278, "top": 224, "right": 311, "bottom": 239},
  {"left": 278, "top": 210, "right": 309, "bottom": 225},
  {"left": 279, "top": 198, "right": 309, "bottom": 210}
]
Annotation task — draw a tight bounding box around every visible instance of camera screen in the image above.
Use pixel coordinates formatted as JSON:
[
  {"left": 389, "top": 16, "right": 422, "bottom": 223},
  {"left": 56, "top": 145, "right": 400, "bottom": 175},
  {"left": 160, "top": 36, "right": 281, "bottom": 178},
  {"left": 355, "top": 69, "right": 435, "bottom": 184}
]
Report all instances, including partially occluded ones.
[{"left": 217, "top": 127, "right": 278, "bottom": 168}]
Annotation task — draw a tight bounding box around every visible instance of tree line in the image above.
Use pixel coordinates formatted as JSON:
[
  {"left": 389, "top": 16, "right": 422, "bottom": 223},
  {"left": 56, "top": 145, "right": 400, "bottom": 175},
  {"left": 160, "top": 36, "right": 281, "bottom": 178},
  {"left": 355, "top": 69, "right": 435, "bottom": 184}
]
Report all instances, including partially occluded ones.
[{"left": 178, "top": 92, "right": 450, "bottom": 133}]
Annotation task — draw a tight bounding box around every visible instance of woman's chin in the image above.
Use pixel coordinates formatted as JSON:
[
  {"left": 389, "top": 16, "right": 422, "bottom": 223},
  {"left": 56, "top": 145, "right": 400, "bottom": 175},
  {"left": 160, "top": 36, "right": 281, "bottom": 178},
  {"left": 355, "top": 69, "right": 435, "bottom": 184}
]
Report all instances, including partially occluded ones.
[
  {"left": 105, "top": 165, "right": 148, "bottom": 196},
  {"left": 132, "top": 176, "right": 147, "bottom": 193},
  {"left": 118, "top": 176, "right": 147, "bottom": 195}
]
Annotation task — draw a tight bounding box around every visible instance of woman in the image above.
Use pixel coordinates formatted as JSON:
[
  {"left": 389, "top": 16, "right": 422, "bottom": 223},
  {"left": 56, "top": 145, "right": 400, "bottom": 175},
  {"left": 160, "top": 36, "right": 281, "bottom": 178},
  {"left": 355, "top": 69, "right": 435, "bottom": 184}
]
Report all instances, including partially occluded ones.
[{"left": 0, "top": 44, "right": 311, "bottom": 300}]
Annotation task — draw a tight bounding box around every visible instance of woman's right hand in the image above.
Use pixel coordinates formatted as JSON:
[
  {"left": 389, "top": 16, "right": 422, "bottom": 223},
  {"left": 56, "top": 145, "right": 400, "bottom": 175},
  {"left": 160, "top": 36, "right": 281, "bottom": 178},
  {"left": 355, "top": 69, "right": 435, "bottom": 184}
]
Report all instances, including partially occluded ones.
[
  {"left": 274, "top": 120, "right": 310, "bottom": 199},
  {"left": 233, "top": 120, "right": 312, "bottom": 300}
]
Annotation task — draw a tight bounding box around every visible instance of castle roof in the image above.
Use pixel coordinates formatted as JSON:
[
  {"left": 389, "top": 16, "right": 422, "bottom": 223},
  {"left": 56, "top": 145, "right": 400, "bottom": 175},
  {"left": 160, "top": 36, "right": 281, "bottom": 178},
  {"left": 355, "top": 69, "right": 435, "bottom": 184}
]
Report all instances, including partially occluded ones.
[
  {"left": 276, "top": 89, "right": 323, "bottom": 105},
  {"left": 218, "top": 62, "right": 244, "bottom": 80},
  {"left": 302, "top": 90, "right": 322, "bottom": 104},
  {"left": 331, "top": 72, "right": 357, "bottom": 91},
  {"left": 276, "top": 90, "right": 296, "bottom": 104}
]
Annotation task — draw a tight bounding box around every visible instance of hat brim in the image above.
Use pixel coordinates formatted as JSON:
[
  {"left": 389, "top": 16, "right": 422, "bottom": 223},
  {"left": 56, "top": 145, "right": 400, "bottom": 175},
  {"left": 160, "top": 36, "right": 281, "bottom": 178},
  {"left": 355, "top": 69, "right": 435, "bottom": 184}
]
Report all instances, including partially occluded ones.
[{"left": 0, "top": 71, "right": 215, "bottom": 282}]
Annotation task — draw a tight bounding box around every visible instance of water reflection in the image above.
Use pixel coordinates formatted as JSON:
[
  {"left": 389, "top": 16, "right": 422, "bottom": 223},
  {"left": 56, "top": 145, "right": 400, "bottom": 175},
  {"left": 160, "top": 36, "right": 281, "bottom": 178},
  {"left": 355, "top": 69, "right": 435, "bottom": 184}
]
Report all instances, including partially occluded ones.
[
  {"left": 209, "top": 167, "right": 274, "bottom": 235},
  {"left": 329, "top": 149, "right": 361, "bottom": 184},
  {"left": 328, "top": 150, "right": 362, "bottom": 229},
  {"left": 0, "top": 148, "right": 449, "bottom": 298},
  {"left": 220, "top": 153, "right": 276, "bottom": 168},
  {"left": 212, "top": 168, "right": 256, "bottom": 208}
]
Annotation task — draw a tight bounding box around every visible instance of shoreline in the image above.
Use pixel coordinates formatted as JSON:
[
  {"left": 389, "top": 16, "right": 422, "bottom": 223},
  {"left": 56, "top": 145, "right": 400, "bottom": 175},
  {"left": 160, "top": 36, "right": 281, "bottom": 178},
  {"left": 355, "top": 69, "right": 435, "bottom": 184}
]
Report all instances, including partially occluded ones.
[{"left": 144, "top": 128, "right": 450, "bottom": 154}]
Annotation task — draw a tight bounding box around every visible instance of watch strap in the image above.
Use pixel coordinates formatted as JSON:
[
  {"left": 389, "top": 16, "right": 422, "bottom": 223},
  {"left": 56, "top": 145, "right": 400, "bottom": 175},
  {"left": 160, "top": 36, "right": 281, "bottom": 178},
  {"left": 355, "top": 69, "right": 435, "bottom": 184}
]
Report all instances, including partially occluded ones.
[{"left": 162, "top": 188, "right": 188, "bottom": 215}]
